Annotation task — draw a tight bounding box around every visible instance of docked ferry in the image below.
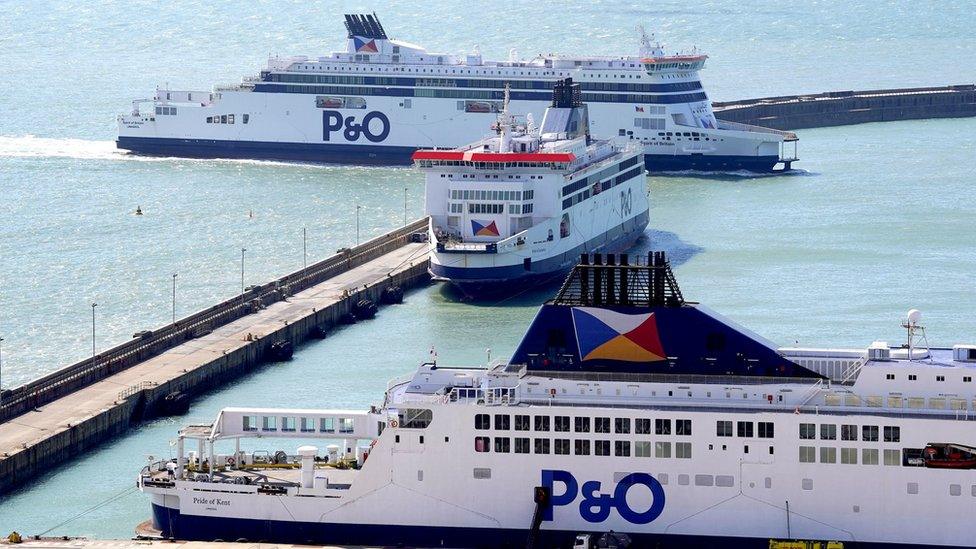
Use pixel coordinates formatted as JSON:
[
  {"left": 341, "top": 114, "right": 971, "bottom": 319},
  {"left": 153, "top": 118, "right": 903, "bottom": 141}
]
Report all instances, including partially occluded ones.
[
  {"left": 141, "top": 254, "right": 976, "bottom": 548},
  {"left": 416, "top": 78, "right": 648, "bottom": 294},
  {"left": 117, "top": 14, "right": 798, "bottom": 172}
]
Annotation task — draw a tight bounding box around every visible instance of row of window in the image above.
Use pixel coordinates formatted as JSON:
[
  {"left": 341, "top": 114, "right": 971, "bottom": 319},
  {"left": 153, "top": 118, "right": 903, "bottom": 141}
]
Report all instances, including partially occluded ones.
[
  {"left": 914, "top": 483, "right": 976, "bottom": 497},
  {"left": 562, "top": 155, "right": 643, "bottom": 197},
  {"left": 155, "top": 106, "right": 177, "bottom": 116},
  {"left": 206, "top": 114, "right": 249, "bottom": 125},
  {"left": 420, "top": 160, "right": 564, "bottom": 170},
  {"left": 824, "top": 393, "right": 976, "bottom": 411},
  {"left": 562, "top": 189, "right": 591, "bottom": 210},
  {"left": 886, "top": 373, "right": 972, "bottom": 382},
  {"left": 716, "top": 421, "right": 775, "bottom": 438},
  {"left": 474, "top": 414, "right": 692, "bottom": 435},
  {"left": 442, "top": 174, "right": 545, "bottom": 182},
  {"left": 645, "top": 61, "right": 704, "bottom": 71},
  {"left": 633, "top": 117, "right": 666, "bottom": 130},
  {"left": 242, "top": 415, "right": 354, "bottom": 433},
  {"left": 657, "top": 131, "right": 707, "bottom": 138},
  {"left": 252, "top": 83, "right": 708, "bottom": 105},
  {"left": 799, "top": 423, "right": 900, "bottom": 442},
  {"left": 288, "top": 60, "right": 677, "bottom": 79},
  {"left": 265, "top": 72, "right": 703, "bottom": 93},
  {"left": 467, "top": 203, "right": 503, "bottom": 214},
  {"left": 474, "top": 436, "right": 692, "bottom": 458},
  {"left": 561, "top": 164, "right": 643, "bottom": 211},
  {"left": 799, "top": 446, "right": 901, "bottom": 466},
  {"left": 449, "top": 189, "right": 534, "bottom": 201}
]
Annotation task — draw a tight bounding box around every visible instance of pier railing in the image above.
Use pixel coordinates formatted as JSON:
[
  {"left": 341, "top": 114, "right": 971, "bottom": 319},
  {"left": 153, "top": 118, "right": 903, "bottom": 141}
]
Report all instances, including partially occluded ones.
[{"left": 0, "top": 218, "right": 430, "bottom": 423}]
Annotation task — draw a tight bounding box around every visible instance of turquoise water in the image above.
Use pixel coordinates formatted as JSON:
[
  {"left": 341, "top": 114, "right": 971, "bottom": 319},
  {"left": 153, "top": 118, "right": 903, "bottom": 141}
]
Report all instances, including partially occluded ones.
[{"left": 1, "top": 0, "right": 976, "bottom": 537}]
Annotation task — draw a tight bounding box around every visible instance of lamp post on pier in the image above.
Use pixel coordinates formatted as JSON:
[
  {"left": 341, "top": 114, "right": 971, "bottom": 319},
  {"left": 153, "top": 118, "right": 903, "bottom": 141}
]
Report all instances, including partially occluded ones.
[
  {"left": 91, "top": 303, "right": 97, "bottom": 371},
  {"left": 0, "top": 337, "right": 5, "bottom": 409},
  {"left": 403, "top": 187, "right": 408, "bottom": 226},
  {"left": 356, "top": 205, "right": 362, "bottom": 246},
  {"left": 240, "top": 248, "right": 247, "bottom": 302},
  {"left": 172, "top": 273, "right": 178, "bottom": 325},
  {"left": 303, "top": 227, "right": 308, "bottom": 270}
]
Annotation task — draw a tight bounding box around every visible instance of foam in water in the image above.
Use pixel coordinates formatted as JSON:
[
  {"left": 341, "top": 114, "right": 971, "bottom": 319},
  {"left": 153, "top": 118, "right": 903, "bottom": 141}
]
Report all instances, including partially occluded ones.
[
  {"left": 0, "top": 135, "right": 122, "bottom": 160},
  {"left": 0, "top": 134, "right": 363, "bottom": 170}
]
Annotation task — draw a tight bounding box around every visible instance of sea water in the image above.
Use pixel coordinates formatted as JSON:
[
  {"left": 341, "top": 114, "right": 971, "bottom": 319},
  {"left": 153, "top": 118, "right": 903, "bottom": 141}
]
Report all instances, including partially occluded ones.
[{"left": 1, "top": 0, "right": 975, "bottom": 537}]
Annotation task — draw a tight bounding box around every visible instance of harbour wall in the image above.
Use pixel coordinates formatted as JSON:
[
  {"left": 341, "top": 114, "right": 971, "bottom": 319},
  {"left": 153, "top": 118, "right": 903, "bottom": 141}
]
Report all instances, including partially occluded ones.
[
  {"left": 713, "top": 84, "right": 976, "bottom": 130},
  {"left": 0, "top": 219, "right": 431, "bottom": 495}
]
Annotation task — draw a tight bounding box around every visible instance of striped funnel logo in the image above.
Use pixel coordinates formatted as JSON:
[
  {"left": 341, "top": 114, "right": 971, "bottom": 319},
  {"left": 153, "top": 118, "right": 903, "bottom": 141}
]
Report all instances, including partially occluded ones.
[
  {"left": 572, "top": 307, "right": 666, "bottom": 362},
  {"left": 353, "top": 36, "right": 379, "bottom": 52},
  {"left": 471, "top": 219, "right": 499, "bottom": 237}
]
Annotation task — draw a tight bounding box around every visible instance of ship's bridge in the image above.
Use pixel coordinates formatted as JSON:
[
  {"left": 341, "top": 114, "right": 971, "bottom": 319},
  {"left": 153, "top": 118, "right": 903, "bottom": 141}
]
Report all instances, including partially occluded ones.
[{"left": 642, "top": 54, "right": 708, "bottom": 75}]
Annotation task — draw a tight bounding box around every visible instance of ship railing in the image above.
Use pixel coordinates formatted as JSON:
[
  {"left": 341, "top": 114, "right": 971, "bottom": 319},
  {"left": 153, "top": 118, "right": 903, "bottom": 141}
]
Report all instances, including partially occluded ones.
[
  {"left": 528, "top": 369, "right": 823, "bottom": 386},
  {"left": 154, "top": 89, "right": 213, "bottom": 105},
  {"left": 715, "top": 119, "right": 799, "bottom": 142},
  {"left": 797, "top": 378, "right": 826, "bottom": 407},
  {"left": 840, "top": 357, "right": 867, "bottom": 385},
  {"left": 386, "top": 371, "right": 417, "bottom": 392}
]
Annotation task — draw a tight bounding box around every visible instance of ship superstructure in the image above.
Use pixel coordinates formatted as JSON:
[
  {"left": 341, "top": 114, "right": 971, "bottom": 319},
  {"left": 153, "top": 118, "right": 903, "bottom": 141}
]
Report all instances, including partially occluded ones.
[
  {"left": 140, "top": 253, "right": 976, "bottom": 548},
  {"left": 415, "top": 78, "right": 648, "bottom": 294},
  {"left": 117, "top": 14, "right": 798, "bottom": 172}
]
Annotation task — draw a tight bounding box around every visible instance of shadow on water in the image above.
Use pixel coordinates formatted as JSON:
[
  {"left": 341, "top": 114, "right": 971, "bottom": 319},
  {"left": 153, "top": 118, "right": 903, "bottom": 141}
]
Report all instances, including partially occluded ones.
[
  {"left": 631, "top": 228, "right": 703, "bottom": 268},
  {"left": 435, "top": 229, "right": 703, "bottom": 307}
]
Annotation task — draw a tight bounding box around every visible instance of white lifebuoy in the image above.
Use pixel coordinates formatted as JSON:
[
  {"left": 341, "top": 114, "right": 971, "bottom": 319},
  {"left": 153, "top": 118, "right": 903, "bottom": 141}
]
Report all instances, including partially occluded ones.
[{"left": 389, "top": 419, "right": 399, "bottom": 428}]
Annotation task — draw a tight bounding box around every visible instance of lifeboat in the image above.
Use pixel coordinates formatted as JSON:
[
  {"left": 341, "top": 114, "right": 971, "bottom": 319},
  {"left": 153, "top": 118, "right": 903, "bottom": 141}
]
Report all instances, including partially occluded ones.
[{"left": 922, "top": 443, "right": 976, "bottom": 469}]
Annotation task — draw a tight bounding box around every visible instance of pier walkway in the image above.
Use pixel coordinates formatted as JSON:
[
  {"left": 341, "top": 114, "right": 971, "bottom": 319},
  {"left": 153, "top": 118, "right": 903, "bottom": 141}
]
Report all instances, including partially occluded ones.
[
  {"left": 0, "top": 220, "right": 430, "bottom": 494},
  {"left": 714, "top": 84, "right": 976, "bottom": 130}
]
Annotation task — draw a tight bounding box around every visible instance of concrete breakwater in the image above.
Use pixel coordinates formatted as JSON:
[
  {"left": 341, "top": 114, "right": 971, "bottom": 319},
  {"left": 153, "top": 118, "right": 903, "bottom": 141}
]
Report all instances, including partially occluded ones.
[
  {"left": 0, "top": 219, "right": 431, "bottom": 494},
  {"left": 713, "top": 84, "right": 976, "bottom": 130}
]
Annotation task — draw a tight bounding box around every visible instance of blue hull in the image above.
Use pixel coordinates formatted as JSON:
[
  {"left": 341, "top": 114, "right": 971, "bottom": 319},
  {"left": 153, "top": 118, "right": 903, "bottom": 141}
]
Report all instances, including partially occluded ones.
[
  {"left": 116, "top": 137, "right": 784, "bottom": 172},
  {"left": 152, "top": 503, "right": 936, "bottom": 548},
  {"left": 431, "top": 211, "right": 649, "bottom": 297},
  {"left": 644, "top": 153, "right": 781, "bottom": 172},
  {"left": 116, "top": 136, "right": 416, "bottom": 166}
]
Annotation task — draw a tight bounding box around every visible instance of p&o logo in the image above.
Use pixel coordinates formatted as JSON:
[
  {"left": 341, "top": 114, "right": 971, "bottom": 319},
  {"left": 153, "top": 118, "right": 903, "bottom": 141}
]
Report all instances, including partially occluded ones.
[
  {"left": 541, "top": 470, "right": 665, "bottom": 524},
  {"left": 322, "top": 110, "right": 390, "bottom": 143},
  {"left": 620, "top": 188, "right": 634, "bottom": 217}
]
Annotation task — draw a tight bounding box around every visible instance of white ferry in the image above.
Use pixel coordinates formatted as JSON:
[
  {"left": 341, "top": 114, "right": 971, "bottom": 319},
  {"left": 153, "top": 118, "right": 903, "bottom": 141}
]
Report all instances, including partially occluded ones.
[
  {"left": 140, "top": 254, "right": 976, "bottom": 548},
  {"left": 416, "top": 78, "right": 648, "bottom": 295},
  {"left": 117, "top": 14, "right": 798, "bottom": 172}
]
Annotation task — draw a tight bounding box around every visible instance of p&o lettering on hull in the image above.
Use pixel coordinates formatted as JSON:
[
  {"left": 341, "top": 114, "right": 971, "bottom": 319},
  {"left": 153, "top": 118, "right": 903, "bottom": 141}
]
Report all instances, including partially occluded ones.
[
  {"left": 322, "top": 110, "right": 391, "bottom": 143},
  {"left": 541, "top": 470, "right": 666, "bottom": 525}
]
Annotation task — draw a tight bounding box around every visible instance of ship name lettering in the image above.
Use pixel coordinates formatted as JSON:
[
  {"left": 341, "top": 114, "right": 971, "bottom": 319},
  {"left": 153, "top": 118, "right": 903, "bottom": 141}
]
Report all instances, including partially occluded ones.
[{"left": 192, "top": 496, "right": 231, "bottom": 507}]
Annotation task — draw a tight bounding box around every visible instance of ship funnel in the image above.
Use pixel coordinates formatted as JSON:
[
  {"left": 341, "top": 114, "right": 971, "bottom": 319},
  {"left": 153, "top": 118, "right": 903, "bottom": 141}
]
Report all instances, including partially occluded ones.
[
  {"left": 552, "top": 252, "right": 684, "bottom": 308},
  {"left": 540, "top": 78, "right": 590, "bottom": 141}
]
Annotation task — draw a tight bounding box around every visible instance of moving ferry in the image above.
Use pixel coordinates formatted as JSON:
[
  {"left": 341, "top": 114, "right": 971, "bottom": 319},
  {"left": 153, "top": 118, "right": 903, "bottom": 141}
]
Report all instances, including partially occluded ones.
[
  {"left": 117, "top": 14, "right": 798, "bottom": 172},
  {"left": 416, "top": 78, "right": 648, "bottom": 295},
  {"left": 141, "top": 254, "right": 976, "bottom": 548}
]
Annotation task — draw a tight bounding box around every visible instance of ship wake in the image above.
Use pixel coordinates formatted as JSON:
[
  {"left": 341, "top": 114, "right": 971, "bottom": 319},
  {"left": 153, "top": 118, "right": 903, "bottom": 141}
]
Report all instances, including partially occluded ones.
[{"left": 0, "top": 135, "right": 381, "bottom": 171}]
